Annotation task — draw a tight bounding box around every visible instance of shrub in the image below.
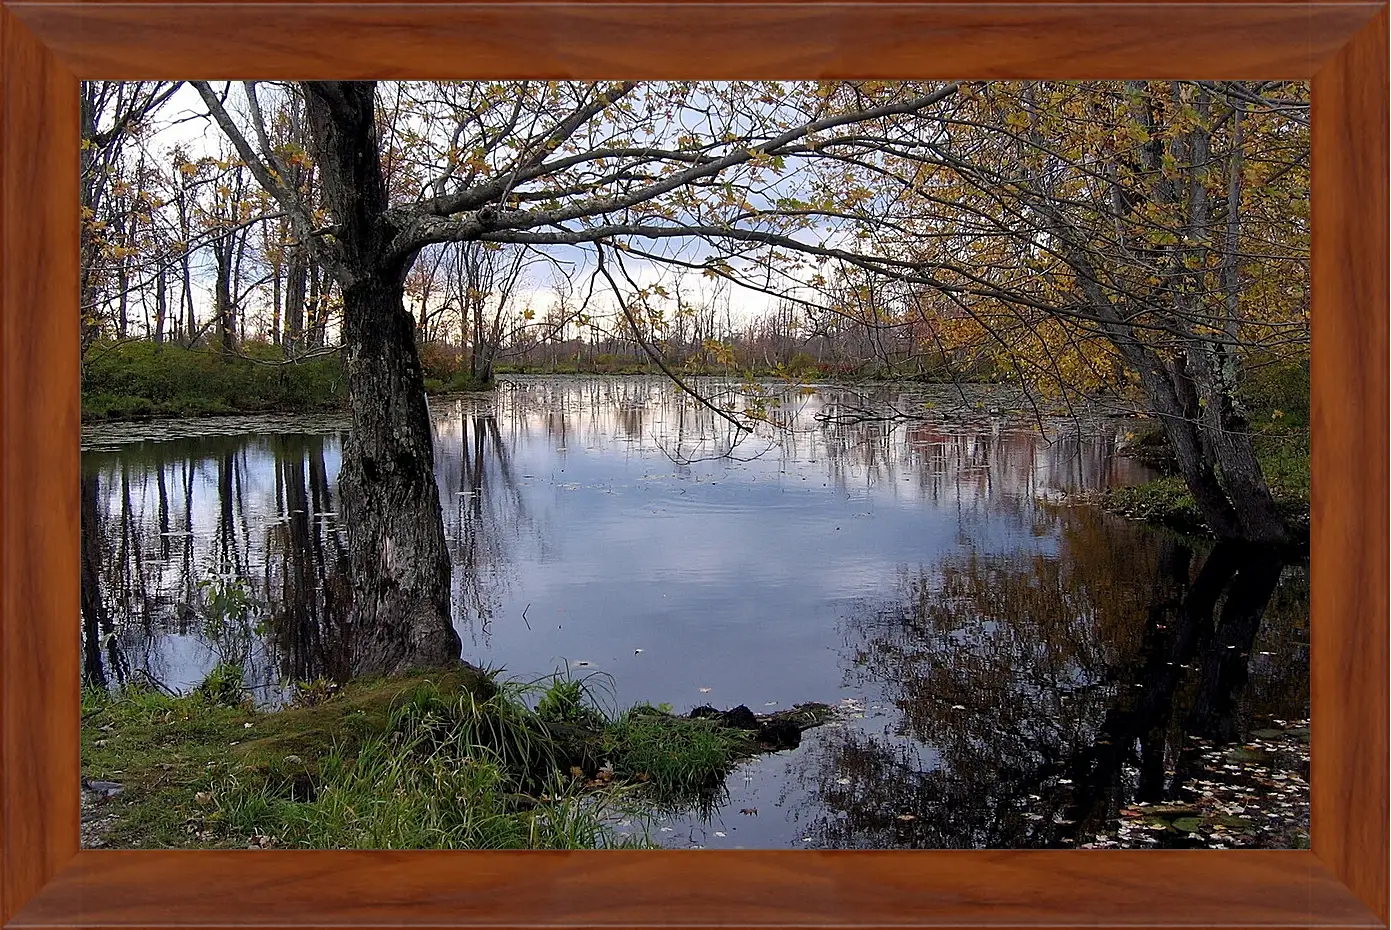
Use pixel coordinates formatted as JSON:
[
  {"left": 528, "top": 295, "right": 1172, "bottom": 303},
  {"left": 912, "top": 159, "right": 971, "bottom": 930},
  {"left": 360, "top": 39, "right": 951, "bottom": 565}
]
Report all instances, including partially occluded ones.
[
  {"left": 81, "top": 341, "right": 345, "bottom": 421},
  {"left": 1239, "top": 354, "right": 1309, "bottom": 427},
  {"left": 417, "top": 340, "right": 462, "bottom": 382}
]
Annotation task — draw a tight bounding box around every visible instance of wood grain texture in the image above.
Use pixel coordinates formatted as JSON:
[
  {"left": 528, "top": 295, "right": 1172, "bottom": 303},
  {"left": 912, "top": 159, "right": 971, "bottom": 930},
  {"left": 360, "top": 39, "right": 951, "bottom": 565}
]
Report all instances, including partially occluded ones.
[
  {"left": 0, "top": 5, "right": 80, "bottom": 926},
  {"left": 8, "top": 849, "right": 1387, "bottom": 928},
  {"left": 2, "top": 3, "right": 1380, "bottom": 80},
  {"left": 1310, "top": 7, "right": 1390, "bottom": 926},
  {"left": 0, "top": 2, "right": 1386, "bottom": 929}
]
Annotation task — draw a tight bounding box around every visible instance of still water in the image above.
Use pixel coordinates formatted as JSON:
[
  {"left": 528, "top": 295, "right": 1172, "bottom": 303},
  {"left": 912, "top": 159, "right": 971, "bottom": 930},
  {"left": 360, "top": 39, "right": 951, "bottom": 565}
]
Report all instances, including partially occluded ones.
[{"left": 81, "top": 376, "right": 1309, "bottom": 848}]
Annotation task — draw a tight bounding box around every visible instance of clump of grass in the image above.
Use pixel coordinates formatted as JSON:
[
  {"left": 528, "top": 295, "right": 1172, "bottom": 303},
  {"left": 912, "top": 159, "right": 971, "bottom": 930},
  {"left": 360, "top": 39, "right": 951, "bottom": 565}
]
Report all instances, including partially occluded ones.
[
  {"left": 196, "top": 662, "right": 247, "bottom": 706},
  {"left": 535, "top": 672, "right": 610, "bottom": 731},
  {"left": 602, "top": 705, "right": 753, "bottom": 801},
  {"left": 83, "top": 666, "right": 658, "bottom": 850},
  {"left": 1103, "top": 474, "right": 1208, "bottom": 534},
  {"left": 214, "top": 680, "right": 647, "bottom": 849}
]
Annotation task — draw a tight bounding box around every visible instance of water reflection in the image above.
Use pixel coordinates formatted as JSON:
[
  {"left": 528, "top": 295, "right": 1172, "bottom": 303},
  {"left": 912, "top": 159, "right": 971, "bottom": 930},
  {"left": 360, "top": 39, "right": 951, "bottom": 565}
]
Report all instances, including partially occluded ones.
[
  {"left": 785, "top": 508, "right": 1304, "bottom": 848},
  {"left": 80, "top": 377, "right": 1307, "bottom": 847}
]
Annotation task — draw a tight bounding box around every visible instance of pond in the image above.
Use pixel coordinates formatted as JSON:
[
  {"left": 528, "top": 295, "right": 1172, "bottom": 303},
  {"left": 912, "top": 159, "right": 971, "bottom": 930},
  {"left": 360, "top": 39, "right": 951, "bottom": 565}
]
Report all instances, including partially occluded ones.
[{"left": 81, "top": 375, "right": 1309, "bottom": 849}]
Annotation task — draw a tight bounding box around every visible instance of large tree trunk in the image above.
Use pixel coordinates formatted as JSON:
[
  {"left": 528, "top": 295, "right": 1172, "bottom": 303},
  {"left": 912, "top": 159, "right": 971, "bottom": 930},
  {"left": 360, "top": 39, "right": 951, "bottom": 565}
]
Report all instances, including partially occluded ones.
[
  {"left": 303, "top": 81, "right": 462, "bottom": 676},
  {"left": 1076, "top": 258, "right": 1290, "bottom": 546}
]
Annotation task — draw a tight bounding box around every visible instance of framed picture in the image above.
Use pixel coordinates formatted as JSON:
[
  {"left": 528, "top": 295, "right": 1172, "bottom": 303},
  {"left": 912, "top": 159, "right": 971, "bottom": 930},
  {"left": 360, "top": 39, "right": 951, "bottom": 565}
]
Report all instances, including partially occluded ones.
[{"left": 2, "top": 1, "right": 1385, "bottom": 927}]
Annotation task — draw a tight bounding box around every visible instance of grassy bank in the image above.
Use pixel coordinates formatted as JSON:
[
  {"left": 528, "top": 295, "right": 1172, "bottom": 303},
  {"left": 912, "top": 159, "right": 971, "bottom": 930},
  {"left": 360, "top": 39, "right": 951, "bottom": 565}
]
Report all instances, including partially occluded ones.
[
  {"left": 82, "top": 341, "right": 346, "bottom": 422},
  {"left": 1104, "top": 430, "right": 1309, "bottom": 537},
  {"left": 81, "top": 665, "right": 813, "bottom": 850},
  {"left": 80, "top": 339, "right": 1002, "bottom": 423},
  {"left": 1105, "top": 360, "right": 1310, "bottom": 539}
]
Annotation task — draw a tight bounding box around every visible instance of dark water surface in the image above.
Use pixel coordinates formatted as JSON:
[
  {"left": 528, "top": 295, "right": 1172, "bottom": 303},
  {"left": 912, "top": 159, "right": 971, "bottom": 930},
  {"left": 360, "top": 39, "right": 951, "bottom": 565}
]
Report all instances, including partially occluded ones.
[{"left": 81, "top": 376, "right": 1309, "bottom": 849}]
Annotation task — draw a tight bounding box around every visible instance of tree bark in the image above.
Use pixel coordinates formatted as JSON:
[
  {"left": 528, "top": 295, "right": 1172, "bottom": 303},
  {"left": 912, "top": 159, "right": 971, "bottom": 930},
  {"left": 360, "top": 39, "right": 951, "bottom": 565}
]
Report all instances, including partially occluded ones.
[
  {"left": 213, "top": 238, "right": 236, "bottom": 354},
  {"left": 302, "top": 81, "right": 462, "bottom": 676},
  {"left": 284, "top": 244, "right": 308, "bottom": 356},
  {"left": 154, "top": 264, "right": 167, "bottom": 345}
]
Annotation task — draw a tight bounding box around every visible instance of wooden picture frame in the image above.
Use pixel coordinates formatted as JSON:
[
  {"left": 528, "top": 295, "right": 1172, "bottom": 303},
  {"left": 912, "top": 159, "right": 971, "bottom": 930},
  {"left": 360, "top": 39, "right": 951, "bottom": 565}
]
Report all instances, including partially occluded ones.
[{"left": 1, "top": 2, "right": 1386, "bottom": 927}]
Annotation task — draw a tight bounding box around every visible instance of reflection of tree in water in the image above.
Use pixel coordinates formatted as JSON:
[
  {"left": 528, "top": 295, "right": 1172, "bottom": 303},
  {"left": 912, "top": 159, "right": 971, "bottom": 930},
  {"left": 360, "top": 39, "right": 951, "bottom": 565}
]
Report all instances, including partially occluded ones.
[
  {"left": 81, "top": 472, "right": 123, "bottom": 688},
  {"left": 81, "top": 408, "right": 535, "bottom": 689},
  {"left": 81, "top": 444, "right": 198, "bottom": 689},
  {"left": 791, "top": 507, "right": 1306, "bottom": 848},
  {"left": 262, "top": 435, "right": 350, "bottom": 681},
  {"left": 814, "top": 393, "right": 1143, "bottom": 537},
  {"left": 435, "top": 401, "right": 528, "bottom": 642},
  {"left": 82, "top": 434, "right": 351, "bottom": 689}
]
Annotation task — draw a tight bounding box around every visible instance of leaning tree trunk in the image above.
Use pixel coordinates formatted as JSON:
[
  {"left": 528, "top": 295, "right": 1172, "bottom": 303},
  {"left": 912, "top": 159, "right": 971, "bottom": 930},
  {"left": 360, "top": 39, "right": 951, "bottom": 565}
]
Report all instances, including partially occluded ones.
[
  {"left": 303, "top": 81, "right": 462, "bottom": 676},
  {"left": 1144, "top": 358, "right": 1289, "bottom": 545},
  {"left": 1086, "top": 284, "right": 1290, "bottom": 546}
]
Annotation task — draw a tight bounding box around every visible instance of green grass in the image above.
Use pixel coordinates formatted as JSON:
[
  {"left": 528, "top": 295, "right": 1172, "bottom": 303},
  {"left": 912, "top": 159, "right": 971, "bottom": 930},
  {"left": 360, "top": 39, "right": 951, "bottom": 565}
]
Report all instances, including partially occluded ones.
[
  {"left": 81, "top": 340, "right": 345, "bottom": 422},
  {"left": 82, "top": 665, "right": 759, "bottom": 850},
  {"left": 81, "top": 680, "right": 261, "bottom": 847},
  {"left": 601, "top": 705, "right": 755, "bottom": 801},
  {"left": 213, "top": 679, "right": 646, "bottom": 849}
]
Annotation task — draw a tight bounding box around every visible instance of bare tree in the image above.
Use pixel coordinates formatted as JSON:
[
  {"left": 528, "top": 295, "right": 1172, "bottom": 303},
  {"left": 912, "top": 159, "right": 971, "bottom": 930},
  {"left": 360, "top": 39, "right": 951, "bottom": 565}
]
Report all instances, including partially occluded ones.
[{"left": 192, "top": 79, "right": 962, "bottom": 675}]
